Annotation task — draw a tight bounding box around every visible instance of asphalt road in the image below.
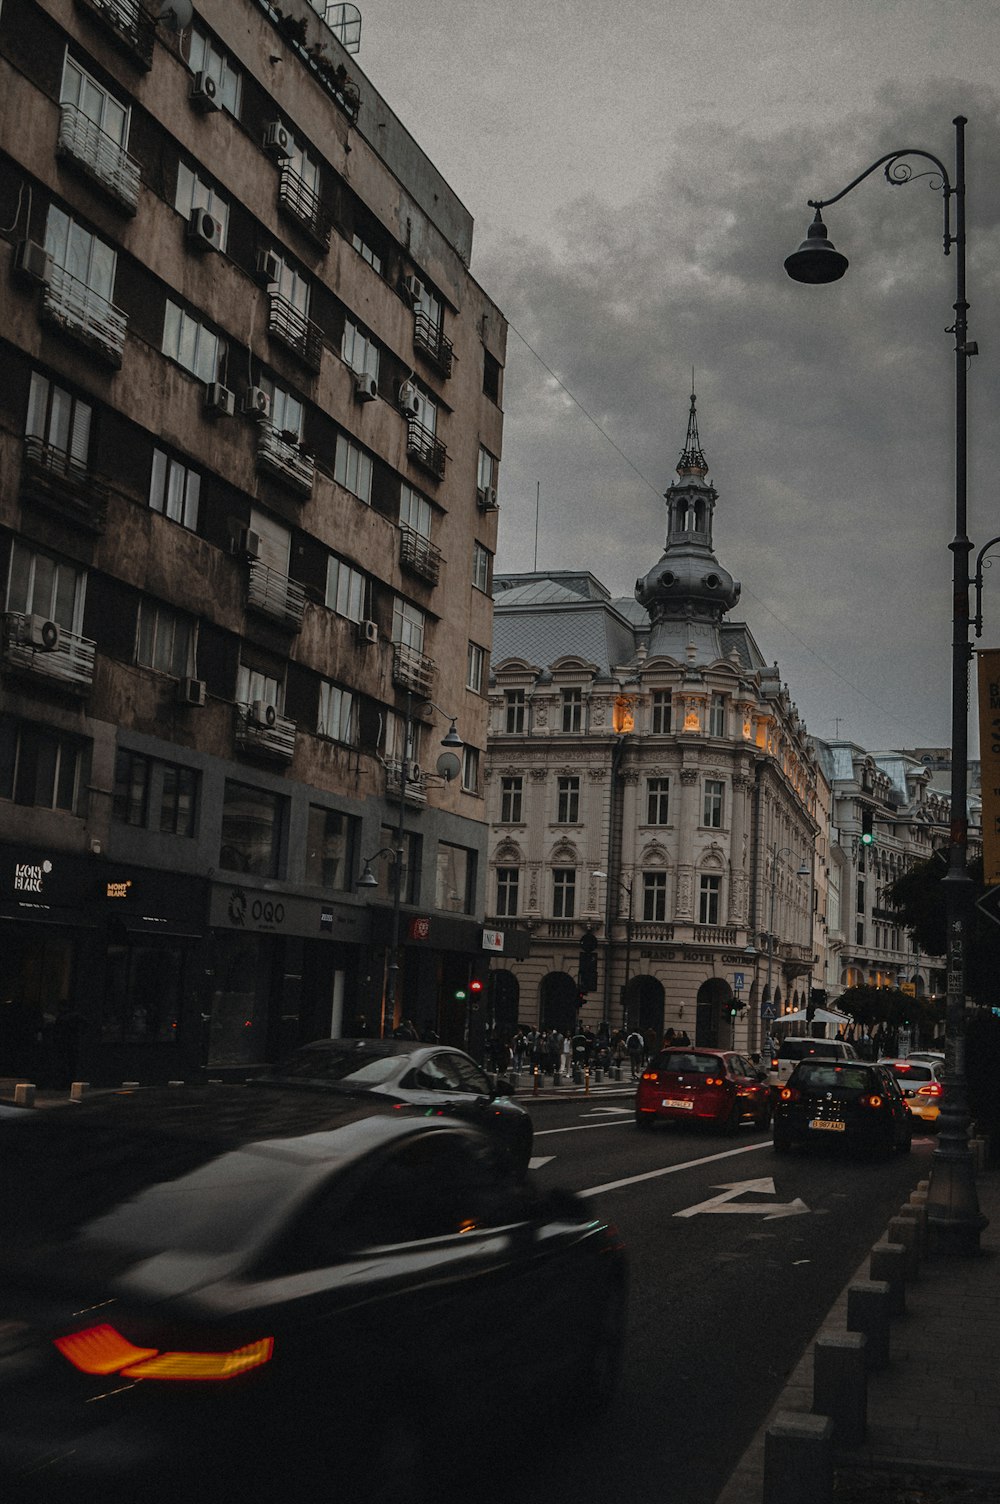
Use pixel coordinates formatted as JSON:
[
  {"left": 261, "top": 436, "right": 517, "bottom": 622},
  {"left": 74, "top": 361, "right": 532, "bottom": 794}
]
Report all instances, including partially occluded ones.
[{"left": 482, "top": 1096, "right": 934, "bottom": 1504}]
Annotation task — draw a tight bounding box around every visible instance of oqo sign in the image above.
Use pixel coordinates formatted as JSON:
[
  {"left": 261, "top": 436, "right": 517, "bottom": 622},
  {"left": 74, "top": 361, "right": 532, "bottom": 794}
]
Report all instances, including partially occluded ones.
[{"left": 227, "top": 887, "right": 286, "bottom": 929}]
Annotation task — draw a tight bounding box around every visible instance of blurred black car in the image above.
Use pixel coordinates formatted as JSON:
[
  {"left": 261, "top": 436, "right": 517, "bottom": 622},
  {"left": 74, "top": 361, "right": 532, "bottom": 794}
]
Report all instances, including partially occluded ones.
[
  {"left": 773, "top": 1058, "right": 913, "bottom": 1155},
  {"left": 258, "top": 1037, "right": 533, "bottom": 1177},
  {"left": 0, "top": 1085, "right": 625, "bottom": 1502}
]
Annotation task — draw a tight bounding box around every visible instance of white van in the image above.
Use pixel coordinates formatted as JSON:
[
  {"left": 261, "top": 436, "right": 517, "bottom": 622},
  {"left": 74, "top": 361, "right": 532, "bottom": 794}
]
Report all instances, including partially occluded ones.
[{"left": 767, "top": 1036, "right": 858, "bottom": 1094}]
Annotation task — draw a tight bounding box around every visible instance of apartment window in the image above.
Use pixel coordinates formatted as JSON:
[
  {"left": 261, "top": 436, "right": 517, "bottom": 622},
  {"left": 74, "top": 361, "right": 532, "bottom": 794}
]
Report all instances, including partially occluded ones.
[
  {"left": 263, "top": 380, "right": 304, "bottom": 441},
  {"left": 392, "top": 597, "right": 426, "bottom": 654},
  {"left": 483, "top": 351, "right": 502, "bottom": 404},
  {"left": 504, "top": 689, "right": 525, "bottom": 734},
  {"left": 561, "top": 688, "right": 583, "bottom": 733},
  {"left": 6, "top": 541, "right": 86, "bottom": 633},
  {"left": 45, "top": 204, "right": 116, "bottom": 304},
  {"left": 236, "top": 663, "right": 281, "bottom": 711},
  {"left": 317, "top": 680, "right": 354, "bottom": 743},
  {"left": 175, "top": 161, "right": 229, "bottom": 251},
  {"left": 352, "top": 231, "right": 381, "bottom": 274},
  {"left": 647, "top": 777, "right": 670, "bottom": 825},
  {"left": 500, "top": 775, "right": 523, "bottom": 823},
  {"left": 698, "top": 874, "right": 721, "bottom": 925},
  {"left": 0, "top": 714, "right": 83, "bottom": 812},
  {"left": 159, "top": 762, "right": 197, "bottom": 837},
  {"left": 287, "top": 135, "right": 320, "bottom": 194},
  {"left": 25, "top": 371, "right": 91, "bottom": 470},
  {"left": 642, "top": 871, "right": 668, "bottom": 923},
  {"left": 473, "top": 540, "right": 491, "bottom": 593},
  {"left": 477, "top": 445, "right": 497, "bottom": 493},
  {"left": 375, "top": 825, "right": 420, "bottom": 904},
  {"left": 305, "top": 805, "right": 356, "bottom": 890},
  {"left": 187, "top": 26, "right": 242, "bottom": 116},
  {"left": 856, "top": 919, "right": 865, "bottom": 945},
  {"left": 219, "top": 781, "right": 283, "bottom": 878},
  {"left": 703, "top": 779, "right": 724, "bottom": 828},
  {"left": 162, "top": 300, "right": 223, "bottom": 384},
  {"left": 556, "top": 776, "right": 580, "bottom": 824},
  {"left": 467, "top": 642, "right": 485, "bottom": 694},
  {"left": 857, "top": 880, "right": 865, "bottom": 913},
  {"left": 325, "top": 555, "right": 368, "bottom": 623},
  {"left": 400, "top": 484, "right": 432, "bottom": 539},
  {"left": 136, "top": 599, "right": 193, "bottom": 678},
  {"left": 552, "top": 868, "right": 576, "bottom": 919},
  {"left": 149, "top": 450, "right": 200, "bottom": 531},
  {"left": 436, "top": 842, "right": 475, "bottom": 914},
  {"left": 496, "top": 867, "right": 519, "bottom": 918},
  {"left": 112, "top": 747, "right": 149, "bottom": 826},
  {"left": 342, "top": 317, "right": 380, "bottom": 382},
  {"left": 334, "top": 434, "right": 373, "bottom": 504},
  {"left": 62, "top": 53, "right": 128, "bottom": 146},
  {"left": 709, "top": 694, "right": 726, "bottom": 737},
  {"left": 651, "top": 691, "right": 672, "bottom": 734},
  {"left": 462, "top": 745, "right": 480, "bottom": 794}
]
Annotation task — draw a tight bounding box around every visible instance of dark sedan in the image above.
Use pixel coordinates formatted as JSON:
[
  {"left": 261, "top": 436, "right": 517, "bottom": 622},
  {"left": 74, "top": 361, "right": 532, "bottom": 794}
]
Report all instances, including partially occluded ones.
[
  {"left": 0, "top": 1085, "right": 625, "bottom": 1502},
  {"left": 258, "top": 1037, "right": 533, "bottom": 1177},
  {"left": 773, "top": 1058, "right": 913, "bottom": 1155}
]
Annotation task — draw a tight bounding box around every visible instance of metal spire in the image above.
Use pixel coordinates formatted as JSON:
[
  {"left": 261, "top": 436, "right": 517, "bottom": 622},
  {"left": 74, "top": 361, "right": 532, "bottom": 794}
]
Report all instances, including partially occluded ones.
[{"left": 677, "top": 383, "right": 708, "bottom": 477}]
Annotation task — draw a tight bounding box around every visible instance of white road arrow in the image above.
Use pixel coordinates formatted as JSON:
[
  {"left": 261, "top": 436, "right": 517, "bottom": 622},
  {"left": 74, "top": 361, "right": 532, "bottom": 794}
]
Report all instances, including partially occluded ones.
[
  {"left": 674, "top": 1176, "right": 810, "bottom": 1220},
  {"left": 528, "top": 1155, "right": 555, "bottom": 1170},
  {"left": 583, "top": 1107, "right": 633, "bottom": 1116}
]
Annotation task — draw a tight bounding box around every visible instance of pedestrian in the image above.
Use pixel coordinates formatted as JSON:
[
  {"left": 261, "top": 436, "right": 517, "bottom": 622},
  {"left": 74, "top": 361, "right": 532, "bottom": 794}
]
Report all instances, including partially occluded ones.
[
  {"left": 643, "top": 1025, "right": 658, "bottom": 1064},
  {"left": 393, "top": 1018, "right": 417, "bottom": 1040},
  {"left": 560, "top": 1030, "right": 572, "bottom": 1078},
  {"left": 626, "top": 1028, "right": 644, "bottom": 1079},
  {"left": 674, "top": 1028, "right": 691, "bottom": 1047},
  {"left": 663, "top": 1027, "right": 677, "bottom": 1051},
  {"left": 549, "top": 1029, "right": 563, "bottom": 1076}
]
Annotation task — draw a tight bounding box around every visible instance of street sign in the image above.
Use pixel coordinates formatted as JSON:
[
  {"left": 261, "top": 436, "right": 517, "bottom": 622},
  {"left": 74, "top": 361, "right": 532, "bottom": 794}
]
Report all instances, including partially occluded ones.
[
  {"left": 732, "top": 971, "right": 745, "bottom": 989},
  {"left": 977, "top": 885, "right": 1000, "bottom": 929},
  {"left": 761, "top": 1002, "right": 777, "bottom": 1020}
]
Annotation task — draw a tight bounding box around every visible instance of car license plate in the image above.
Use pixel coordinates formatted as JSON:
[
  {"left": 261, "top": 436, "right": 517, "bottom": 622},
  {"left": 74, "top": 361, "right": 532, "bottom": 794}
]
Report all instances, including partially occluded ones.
[
  {"left": 809, "top": 1118, "right": 845, "bottom": 1132},
  {"left": 663, "top": 1098, "right": 693, "bottom": 1109}
]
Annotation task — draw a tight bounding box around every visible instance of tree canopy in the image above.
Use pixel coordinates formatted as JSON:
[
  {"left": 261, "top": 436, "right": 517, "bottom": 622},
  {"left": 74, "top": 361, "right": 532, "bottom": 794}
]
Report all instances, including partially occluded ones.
[{"left": 886, "top": 856, "right": 1000, "bottom": 1006}]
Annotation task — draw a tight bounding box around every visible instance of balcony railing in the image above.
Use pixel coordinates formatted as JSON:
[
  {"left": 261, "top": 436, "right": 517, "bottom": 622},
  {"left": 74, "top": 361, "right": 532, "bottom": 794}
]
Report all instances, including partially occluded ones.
[
  {"left": 628, "top": 922, "right": 676, "bottom": 944},
  {"left": 277, "top": 164, "right": 331, "bottom": 249},
  {"left": 235, "top": 703, "right": 296, "bottom": 762},
  {"left": 21, "top": 438, "right": 108, "bottom": 532},
  {"left": 255, "top": 422, "right": 315, "bottom": 497},
  {"left": 75, "top": 0, "right": 154, "bottom": 68},
  {"left": 413, "top": 309, "right": 454, "bottom": 379},
  {"left": 690, "top": 925, "right": 738, "bottom": 946},
  {"left": 57, "top": 105, "right": 141, "bottom": 213},
  {"left": 41, "top": 263, "right": 128, "bottom": 368},
  {"left": 3, "top": 612, "right": 96, "bottom": 691},
  {"left": 392, "top": 642, "right": 435, "bottom": 697},
  {"left": 385, "top": 758, "right": 428, "bottom": 807},
  {"left": 405, "top": 417, "right": 447, "bottom": 480},
  {"left": 267, "top": 293, "right": 323, "bottom": 372},
  {"left": 247, "top": 559, "right": 307, "bottom": 629},
  {"left": 398, "top": 525, "right": 441, "bottom": 585}
]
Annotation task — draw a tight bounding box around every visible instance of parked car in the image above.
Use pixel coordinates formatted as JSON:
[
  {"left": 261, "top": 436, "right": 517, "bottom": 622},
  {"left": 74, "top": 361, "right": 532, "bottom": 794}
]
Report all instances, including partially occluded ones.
[
  {"left": 0, "top": 1085, "right": 626, "bottom": 1501},
  {"left": 773, "top": 1058, "right": 913, "bottom": 1155},
  {"left": 256, "top": 1037, "right": 533, "bottom": 1177},
  {"left": 904, "top": 1051, "right": 945, "bottom": 1066},
  {"left": 635, "top": 1048, "right": 772, "bottom": 1130},
  {"left": 879, "top": 1056, "right": 945, "bottom": 1125},
  {"left": 767, "top": 1035, "right": 858, "bottom": 1094}
]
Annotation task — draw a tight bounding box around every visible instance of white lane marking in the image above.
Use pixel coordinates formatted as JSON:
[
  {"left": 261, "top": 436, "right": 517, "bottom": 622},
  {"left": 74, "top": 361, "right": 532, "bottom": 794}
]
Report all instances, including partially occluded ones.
[
  {"left": 583, "top": 1107, "right": 633, "bottom": 1116},
  {"left": 674, "top": 1177, "right": 810, "bottom": 1220},
  {"left": 528, "top": 1155, "right": 555, "bottom": 1170},
  {"left": 534, "top": 1119, "right": 635, "bottom": 1137},
  {"left": 578, "top": 1139, "right": 771, "bottom": 1197}
]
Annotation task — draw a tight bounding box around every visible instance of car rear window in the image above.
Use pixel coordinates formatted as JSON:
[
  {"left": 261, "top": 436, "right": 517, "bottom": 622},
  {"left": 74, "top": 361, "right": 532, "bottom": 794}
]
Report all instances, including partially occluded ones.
[
  {"left": 652, "top": 1052, "right": 721, "bottom": 1075},
  {"left": 778, "top": 1040, "right": 847, "bottom": 1061},
  {"left": 794, "top": 1063, "right": 871, "bottom": 1091},
  {"left": 889, "top": 1063, "right": 933, "bottom": 1083}
]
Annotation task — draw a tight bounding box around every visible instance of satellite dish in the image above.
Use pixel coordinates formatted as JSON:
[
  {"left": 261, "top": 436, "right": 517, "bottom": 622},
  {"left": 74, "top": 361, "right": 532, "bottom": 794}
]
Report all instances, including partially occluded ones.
[
  {"left": 436, "top": 751, "right": 461, "bottom": 783},
  {"left": 158, "top": 0, "right": 194, "bottom": 31}
]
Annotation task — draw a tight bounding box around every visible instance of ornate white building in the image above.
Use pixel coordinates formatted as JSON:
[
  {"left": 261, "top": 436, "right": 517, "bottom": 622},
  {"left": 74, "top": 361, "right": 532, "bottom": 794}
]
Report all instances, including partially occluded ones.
[{"left": 484, "top": 397, "right": 828, "bottom": 1052}]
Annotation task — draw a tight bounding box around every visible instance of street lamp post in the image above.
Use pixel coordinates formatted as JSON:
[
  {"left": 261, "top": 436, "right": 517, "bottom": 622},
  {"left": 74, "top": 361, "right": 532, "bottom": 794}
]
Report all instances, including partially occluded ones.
[
  {"left": 593, "top": 871, "right": 633, "bottom": 1030},
  {"left": 784, "top": 115, "right": 986, "bottom": 1251},
  {"left": 357, "top": 693, "right": 463, "bottom": 1039}
]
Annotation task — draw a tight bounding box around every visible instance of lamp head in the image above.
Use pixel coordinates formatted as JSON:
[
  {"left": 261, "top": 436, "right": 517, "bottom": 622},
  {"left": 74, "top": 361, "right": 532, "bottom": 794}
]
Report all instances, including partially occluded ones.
[
  {"left": 357, "top": 863, "right": 379, "bottom": 889},
  {"left": 784, "top": 209, "right": 849, "bottom": 284},
  {"left": 440, "top": 720, "right": 463, "bottom": 749}
]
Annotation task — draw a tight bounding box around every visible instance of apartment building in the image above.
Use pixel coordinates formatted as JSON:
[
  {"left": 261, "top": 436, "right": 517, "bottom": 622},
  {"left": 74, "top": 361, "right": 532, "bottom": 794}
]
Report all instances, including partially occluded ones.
[{"left": 0, "top": 0, "right": 506, "bottom": 1082}]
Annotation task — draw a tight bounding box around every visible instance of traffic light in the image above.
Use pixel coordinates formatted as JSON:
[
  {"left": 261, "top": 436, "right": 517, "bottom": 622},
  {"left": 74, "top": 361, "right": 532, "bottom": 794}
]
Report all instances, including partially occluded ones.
[
  {"left": 861, "top": 808, "right": 874, "bottom": 846},
  {"left": 469, "top": 979, "right": 483, "bottom": 996},
  {"left": 454, "top": 987, "right": 467, "bottom": 1002},
  {"left": 578, "top": 930, "right": 598, "bottom": 993}
]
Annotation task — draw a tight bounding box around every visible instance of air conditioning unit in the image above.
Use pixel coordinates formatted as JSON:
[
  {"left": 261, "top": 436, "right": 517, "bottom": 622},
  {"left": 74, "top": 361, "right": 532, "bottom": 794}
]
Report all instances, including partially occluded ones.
[
  {"left": 204, "top": 382, "right": 235, "bottom": 418},
  {"left": 189, "top": 72, "right": 219, "bottom": 112},
  {"left": 251, "top": 700, "right": 279, "bottom": 729},
  {"left": 406, "top": 763, "right": 422, "bottom": 784},
  {"left": 238, "top": 527, "right": 262, "bottom": 559},
  {"left": 262, "top": 121, "right": 291, "bottom": 159},
  {"left": 242, "top": 386, "right": 271, "bottom": 420},
  {"left": 177, "top": 676, "right": 207, "bottom": 707},
  {"left": 477, "top": 486, "right": 499, "bottom": 512},
  {"left": 27, "top": 615, "right": 61, "bottom": 651},
  {"left": 354, "top": 373, "right": 378, "bottom": 403},
  {"left": 358, "top": 618, "right": 378, "bottom": 644},
  {"left": 402, "top": 273, "right": 423, "bottom": 305},
  {"left": 187, "top": 208, "right": 223, "bottom": 252},
  {"left": 398, "top": 381, "right": 420, "bottom": 418},
  {"left": 255, "top": 248, "right": 281, "bottom": 286},
  {"left": 14, "top": 240, "right": 52, "bottom": 286}
]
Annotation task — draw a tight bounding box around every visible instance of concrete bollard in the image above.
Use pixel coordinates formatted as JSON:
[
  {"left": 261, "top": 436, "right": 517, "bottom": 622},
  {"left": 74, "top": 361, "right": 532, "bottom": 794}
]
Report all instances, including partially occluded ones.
[
  {"left": 887, "top": 1215, "right": 920, "bottom": 1279},
  {"left": 594, "top": 1068, "right": 604, "bottom": 1084},
  {"left": 846, "top": 1280, "right": 892, "bottom": 1369},
  {"left": 13, "top": 1082, "right": 36, "bottom": 1107},
  {"left": 70, "top": 1081, "right": 89, "bottom": 1101},
  {"left": 763, "top": 1411, "right": 834, "bottom": 1504},
  {"left": 869, "top": 1241, "right": 906, "bottom": 1315},
  {"left": 896, "top": 1201, "right": 928, "bottom": 1258},
  {"left": 813, "top": 1331, "right": 867, "bottom": 1446},
  {"left": 572, "top": 1066, "right": 583, "bottom": 1084}
]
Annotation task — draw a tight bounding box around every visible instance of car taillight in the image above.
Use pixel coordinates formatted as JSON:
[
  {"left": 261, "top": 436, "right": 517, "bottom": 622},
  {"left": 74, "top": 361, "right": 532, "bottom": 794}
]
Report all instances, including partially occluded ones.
[
  {"left": 704, "top": 1076, "right": 725, "bottom": 1088},
  {"left": 770, "top": 1058, "right": 779, "bottom": 1071},
  {"left": 858, "top": 1093, "right": 883, "bottom": 1109},
  {"left": 54, "top": 1324, "right": 274, "bottom": 1381},
  {"left": 917, "top": 1082, "right": 943, "bottom": 1097},
  {"left": 779, "top": 1086, "right": 799, "bottom": 1102},
  {"left": 640, "top": 1071, "right": 656, "bottom": 1082}
]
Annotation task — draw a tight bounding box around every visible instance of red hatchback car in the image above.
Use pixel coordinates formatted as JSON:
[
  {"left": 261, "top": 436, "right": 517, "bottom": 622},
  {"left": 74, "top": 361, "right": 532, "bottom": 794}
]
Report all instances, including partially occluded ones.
[{"left": 635, "top": 1048, "right": 772, "bottom": 1131}]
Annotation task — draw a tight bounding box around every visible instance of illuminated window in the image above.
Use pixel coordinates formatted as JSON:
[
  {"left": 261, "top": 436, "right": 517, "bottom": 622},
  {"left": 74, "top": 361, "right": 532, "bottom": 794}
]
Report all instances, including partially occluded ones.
[{"left": 612, "top": 697, "right": 634, "bottom": 733}]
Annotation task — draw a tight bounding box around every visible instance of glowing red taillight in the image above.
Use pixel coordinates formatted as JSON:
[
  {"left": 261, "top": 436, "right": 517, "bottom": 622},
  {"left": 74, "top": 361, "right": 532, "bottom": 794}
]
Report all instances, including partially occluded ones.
[
  {"left": 54, "top": 1324, "right": 274, "bottom": 1381},
  {"left": 858, "top": 1093, "right": 883, "bottom": 1109},
  {"left": 704, "top": 1076, "right": 725, "bottom": 1088},
  {"left": 917, "top": 1082, "right": 943, "bottom": 1097},
  {"left": 779, "top": 1086, "right": 799, "bottom": 1103}
]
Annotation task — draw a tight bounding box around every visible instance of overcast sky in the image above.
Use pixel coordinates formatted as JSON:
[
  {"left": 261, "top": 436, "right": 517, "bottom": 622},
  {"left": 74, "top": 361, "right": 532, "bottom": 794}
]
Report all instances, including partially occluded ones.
[{"left": 355, "top": 1, "right": 1000, "bottom": 756}]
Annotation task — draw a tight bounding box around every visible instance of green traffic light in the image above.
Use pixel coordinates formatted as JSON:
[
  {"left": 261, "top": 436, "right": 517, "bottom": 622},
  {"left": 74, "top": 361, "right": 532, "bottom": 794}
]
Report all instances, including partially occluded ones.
[
  {"left": 861, "top": 831, "right": 874, "bottom": 845},
  {"left": 455, "top": 989, "right": 467, "bottom": 1001}
]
